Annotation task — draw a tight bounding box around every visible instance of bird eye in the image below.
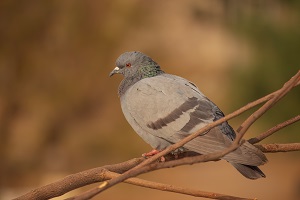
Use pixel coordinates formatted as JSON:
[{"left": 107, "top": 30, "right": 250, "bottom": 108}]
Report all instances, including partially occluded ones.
[{"left": 125, "top": 63, "right": 131, "bottom": 68}]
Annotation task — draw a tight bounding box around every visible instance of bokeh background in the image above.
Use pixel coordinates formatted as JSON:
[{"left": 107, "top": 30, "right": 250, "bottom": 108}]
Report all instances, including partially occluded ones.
[{"left": 1, "top": 1, "right": 299, "bottom": 199}]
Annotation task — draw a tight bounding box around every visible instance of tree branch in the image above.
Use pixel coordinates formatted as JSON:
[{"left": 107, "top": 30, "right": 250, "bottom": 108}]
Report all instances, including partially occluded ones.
[
  {"left": 105, "top": 171, "right": 253, "bottom": 200},
  {"left": 248, "top": 115, "right": 300, "bottom": 144},
  {"left": 255, "top": 143, "right": 300, "bottom": 153},
  {"left": 14, "top": 142, "right": 299, "bottom": 200},
  {"left": 13, "top": 158, "right": 145, "bottom": 200}
]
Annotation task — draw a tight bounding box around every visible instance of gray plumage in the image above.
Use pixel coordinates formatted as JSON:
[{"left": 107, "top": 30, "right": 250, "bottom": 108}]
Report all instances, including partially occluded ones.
[{"left": 110, "top": 51, "right": 267, "bottom": 179}]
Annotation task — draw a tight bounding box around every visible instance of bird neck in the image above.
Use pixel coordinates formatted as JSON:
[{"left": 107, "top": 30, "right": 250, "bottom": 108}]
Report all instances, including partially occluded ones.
[
  {"left": 139, "top": 65, "right": 165, "bottom": 78},
  {"left": 118, "top": 75, "right": 141, "bottom": 97},
  {"left": 118, "top": 65, "right": 164, "bottom": 97}
]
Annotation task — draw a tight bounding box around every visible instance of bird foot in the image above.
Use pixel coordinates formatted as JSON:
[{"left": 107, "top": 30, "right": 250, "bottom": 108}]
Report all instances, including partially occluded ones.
[
  {"left": 142, "top": 149, "right": 165, "bottom": 162},
  {"left": 142, "top": 149, "right": 160, "bottom": 157}
]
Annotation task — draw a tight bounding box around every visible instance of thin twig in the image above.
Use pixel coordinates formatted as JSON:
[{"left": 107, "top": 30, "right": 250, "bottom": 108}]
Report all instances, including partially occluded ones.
[
  {"left": 255, "top": 143, "right": 300, "bottom": 153},
  {"left": 105, "top": 171, "right": 252, "bottom": 200},
  {"left": 236, "top": 71, "right": 300, "bottom": 138},
  {"left": 249, "top": 115, "right": 300, "bottom": 144}
]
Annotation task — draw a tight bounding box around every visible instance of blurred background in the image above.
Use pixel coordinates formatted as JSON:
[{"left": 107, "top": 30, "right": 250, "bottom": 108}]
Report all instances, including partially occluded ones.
[{"left": 0, "top": 0, "right": 299, "bottom": 199}]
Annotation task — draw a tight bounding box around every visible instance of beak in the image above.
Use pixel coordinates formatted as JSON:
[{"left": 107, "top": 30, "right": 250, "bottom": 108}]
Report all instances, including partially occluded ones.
[{"left": 109, "top": 67, "right": 120, "bottom": 77}]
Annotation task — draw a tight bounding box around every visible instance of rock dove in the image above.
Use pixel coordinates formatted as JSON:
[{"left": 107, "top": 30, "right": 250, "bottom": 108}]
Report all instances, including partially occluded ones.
[{"left": 110, "top": 51, "right": 267, "bottom": 179}]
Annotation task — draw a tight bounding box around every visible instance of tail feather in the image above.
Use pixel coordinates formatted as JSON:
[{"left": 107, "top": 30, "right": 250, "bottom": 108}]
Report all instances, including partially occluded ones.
[{"left": 230, "top": 163, "right": 266, "bottom": 179}]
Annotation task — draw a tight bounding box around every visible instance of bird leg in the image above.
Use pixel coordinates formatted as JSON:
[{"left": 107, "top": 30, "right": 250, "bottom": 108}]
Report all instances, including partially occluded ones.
[{"left": 142, "top": 149, "right": 165, "bottom": 162}]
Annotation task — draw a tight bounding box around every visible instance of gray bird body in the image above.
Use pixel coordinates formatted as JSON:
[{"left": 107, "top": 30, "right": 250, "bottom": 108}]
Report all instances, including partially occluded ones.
[{"left": 110, "top": 51, "right": 267, "bottom": 179}]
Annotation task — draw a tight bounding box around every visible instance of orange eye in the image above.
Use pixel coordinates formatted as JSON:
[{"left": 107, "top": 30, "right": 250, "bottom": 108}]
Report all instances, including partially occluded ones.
[{"left": 126, "top": 63, "right": 131, "bottom": 68}]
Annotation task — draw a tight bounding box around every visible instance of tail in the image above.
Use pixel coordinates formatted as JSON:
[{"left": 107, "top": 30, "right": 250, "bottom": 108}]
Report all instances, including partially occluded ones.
[{"left": 230, "top": 163, "right": 266, "bottom": 179}]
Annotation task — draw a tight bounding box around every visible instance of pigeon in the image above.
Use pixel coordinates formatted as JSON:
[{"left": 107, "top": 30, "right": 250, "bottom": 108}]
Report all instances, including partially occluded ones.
[{"left": 110, "top": 51, "right": 267, "bottom": 179}]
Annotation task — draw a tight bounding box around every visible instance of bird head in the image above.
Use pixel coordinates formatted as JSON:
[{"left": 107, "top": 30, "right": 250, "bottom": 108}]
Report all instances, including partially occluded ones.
[{"left": 109, "top": 51, "right": 162, "bottom": 78}]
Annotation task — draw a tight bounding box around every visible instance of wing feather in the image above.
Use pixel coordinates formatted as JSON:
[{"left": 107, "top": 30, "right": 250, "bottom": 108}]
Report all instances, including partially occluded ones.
[{"left": 121, "top": 74, "right": 267, "bottom": 165}]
